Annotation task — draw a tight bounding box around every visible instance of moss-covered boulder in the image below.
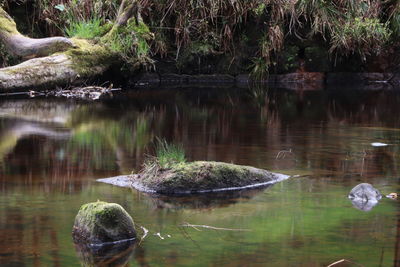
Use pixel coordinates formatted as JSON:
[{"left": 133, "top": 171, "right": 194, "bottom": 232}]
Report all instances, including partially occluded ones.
[
  {"left": 133, "top": 161, "right": 288, "bottom": 194},
  {"left": 72, "top": 201, "right": 136, "bottom": 244}
]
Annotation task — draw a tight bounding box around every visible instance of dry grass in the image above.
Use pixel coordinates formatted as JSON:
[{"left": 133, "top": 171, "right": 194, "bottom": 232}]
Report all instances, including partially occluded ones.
[{"left": 1, "top": 0, "right": 399, "bottom": 72}]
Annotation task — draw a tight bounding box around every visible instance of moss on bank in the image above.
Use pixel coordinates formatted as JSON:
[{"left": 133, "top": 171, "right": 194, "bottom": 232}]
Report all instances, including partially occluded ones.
[
  {"left": 65, "top": 38, "right": 118, "bottom": 76},
  {"left": 103, "top": 20, "right": 153, "bottom": 68},
  {"left": 64, "top": 18, "right": 153, "bottom": 76}
]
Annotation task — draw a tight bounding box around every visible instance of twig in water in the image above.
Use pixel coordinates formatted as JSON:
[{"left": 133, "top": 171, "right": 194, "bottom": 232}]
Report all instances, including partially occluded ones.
[
  {"left": 181, "top": 222, "right": 251, "bottom": 232},
  {"left": 154, "top": 232, "right": 164, "bottom": 240},
  {"left": 276, "top": 149, "right": 294, "bottom": 159},
  {"left": 327, "top": 259, "right": 364, "bottom": 267},
  {"left": 138, "top": 226, "right": 149, "bottom": 246}
]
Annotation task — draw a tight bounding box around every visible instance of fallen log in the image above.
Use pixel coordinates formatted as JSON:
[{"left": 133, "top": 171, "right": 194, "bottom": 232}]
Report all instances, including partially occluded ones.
[
  {"left": 0, "top": 41, "right": 115, "bottom": 90},
  {"left": 0, "top": 0, "right": 142, "bottom": 91},
  {"left": 0, "top": 8, "right": 74, "bottom": 58}
]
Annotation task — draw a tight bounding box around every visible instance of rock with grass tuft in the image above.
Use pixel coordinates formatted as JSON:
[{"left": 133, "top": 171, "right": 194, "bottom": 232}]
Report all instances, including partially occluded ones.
[
  {"left": 98, "top": 161, "right": 289, "bottom": 194},
  {"left": 98, "top": 140, "right": 288, "bottom": 194}
]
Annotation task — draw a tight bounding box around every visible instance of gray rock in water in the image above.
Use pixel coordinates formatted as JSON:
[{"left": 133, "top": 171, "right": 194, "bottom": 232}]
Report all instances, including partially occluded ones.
[
  {"left": 350, "top": 198, "right": 380, "bottom": 212},
  {"left": 72, "top": 201, "right": 136, "bottom": 244},
  {"left": 348, "top": 183, "right": 382, "bottom": 202},
  {"left": 348, "top": 183, "right": 382, "bottom": 212}
]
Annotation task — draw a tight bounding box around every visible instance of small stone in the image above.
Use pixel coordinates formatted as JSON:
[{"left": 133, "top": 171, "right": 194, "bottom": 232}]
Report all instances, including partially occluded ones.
[
  {"left": 371, "top": 142, "right": 389, "bottom": 147},
  {"left": 386, "top": 192, "right": 398, "bottom": 199}
]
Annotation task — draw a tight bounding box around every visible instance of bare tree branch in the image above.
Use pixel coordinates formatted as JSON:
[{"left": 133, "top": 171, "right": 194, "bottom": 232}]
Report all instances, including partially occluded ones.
[{"left": 116, "top": 0, "right": 141, "bottom": 26}]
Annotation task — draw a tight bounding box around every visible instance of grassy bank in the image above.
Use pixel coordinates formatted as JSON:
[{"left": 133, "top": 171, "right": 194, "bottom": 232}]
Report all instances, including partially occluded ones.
[{"left": 1, "top": 0, "right": 400, "bottom": 75}]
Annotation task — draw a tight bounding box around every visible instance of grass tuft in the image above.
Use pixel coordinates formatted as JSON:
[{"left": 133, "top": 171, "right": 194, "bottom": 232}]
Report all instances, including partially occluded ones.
[
  {"left": 65, "top": 17, "right": 110, "bottom": 39},
  {"left": 155, "top": 138, "right": 186, "bottom": 169},
  {"left": 140, "top": 139, "right": 186, "bottom": 178}
]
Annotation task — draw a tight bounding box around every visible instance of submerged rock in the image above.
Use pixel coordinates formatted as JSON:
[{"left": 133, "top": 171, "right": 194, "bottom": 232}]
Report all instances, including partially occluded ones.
[
  {"left": 348, "top": 183, "right": 382, "bottom": 202},
  {"left": 350, "top": 198, "right": 379, "bottom": 212},
  {"left": 98, "top": 161, "right": 289, "bottom": 195},
  {"left": 72, "top": 201, "right": 136, "bottom": 244},
  {"left": 348, "top": 183, "right": 382, "bottom": 211}
]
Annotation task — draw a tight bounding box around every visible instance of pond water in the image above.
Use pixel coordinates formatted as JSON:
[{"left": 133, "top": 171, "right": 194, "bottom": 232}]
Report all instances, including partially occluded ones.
[{"left": 1, "top": 85, "right": 400, "bottom": 266}]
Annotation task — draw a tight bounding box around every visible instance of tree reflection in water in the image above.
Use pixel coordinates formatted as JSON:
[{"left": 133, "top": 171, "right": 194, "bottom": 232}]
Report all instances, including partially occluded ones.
[
  {"left": 0, "top": 87, "right": 400, "bottom": 266},
  {"left": 1, "top": 88, "right": 400, "bottom": 186}
]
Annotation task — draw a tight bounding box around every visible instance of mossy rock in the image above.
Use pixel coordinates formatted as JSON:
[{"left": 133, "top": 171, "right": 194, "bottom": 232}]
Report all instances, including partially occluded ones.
[
  {"left": 72, "top": 201, "right": 136, "bottom": 244},
  {"left": 137, "top": 161, "right": 289, "bottom": 194}
]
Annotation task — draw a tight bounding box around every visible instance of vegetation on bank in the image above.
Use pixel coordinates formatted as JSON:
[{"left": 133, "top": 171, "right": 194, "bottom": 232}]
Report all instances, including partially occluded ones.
[
  {"left": 0, "top": 0, "right": 158, "bottom": 89},
  {"left": 1, "top": 0, "right": 399, "bottom": 75}
]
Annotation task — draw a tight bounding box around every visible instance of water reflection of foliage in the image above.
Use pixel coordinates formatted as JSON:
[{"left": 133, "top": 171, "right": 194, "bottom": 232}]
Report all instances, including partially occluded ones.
[
  {"left": 247, "top": 84, "right": 281, "bottom": 126},
  {"left": 2, "top": 88, "right": 400, "bottom": 191},
  {"left": 67, "top": 107, "right": 158, "bottom": 173},
  {"left": 0, "top": 128, "right": 17, "bottom": 166}
]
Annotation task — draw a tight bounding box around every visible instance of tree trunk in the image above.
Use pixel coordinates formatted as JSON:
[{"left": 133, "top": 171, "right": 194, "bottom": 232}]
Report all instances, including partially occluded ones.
[
  {"left": 0, "top": 1, "right": 140, "bottom": 91},
  {"left": 0, "top": 54, "right": 111, "bottom": 90}
]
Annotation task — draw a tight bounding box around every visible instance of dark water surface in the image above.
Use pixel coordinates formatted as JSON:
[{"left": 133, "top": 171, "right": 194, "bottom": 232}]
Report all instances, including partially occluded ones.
[{"left": 1, "top": 86, "right": 400, "bottom": 266}]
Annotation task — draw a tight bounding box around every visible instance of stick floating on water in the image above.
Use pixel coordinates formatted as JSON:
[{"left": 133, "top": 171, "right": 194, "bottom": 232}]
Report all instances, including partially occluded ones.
[
  {"left": 327, "top": 258, "right": 364, "bottom": 267},
  {"left": 181, "top": 222, "right": 251, "bottom": 232}
]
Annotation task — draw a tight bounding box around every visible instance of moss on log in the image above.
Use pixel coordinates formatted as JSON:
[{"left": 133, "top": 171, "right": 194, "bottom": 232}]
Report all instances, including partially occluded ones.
[
  {"left": 0, "top": 7, "right": 74, "bottom": 58},
  {"left": 0, "top": 2, "right": 142, "bottom": 91},
  {"left": 66, "top": 38, "right": 118, "bottom": 76},
  {"left": 0, "top": 8, "right": 19, "bottom": 34},
  {"left": 0, "top": 7, "right": 115, "bottom": 90},
  {"left": 0, "top": 38, "right": 117, "bottom": 90}
]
